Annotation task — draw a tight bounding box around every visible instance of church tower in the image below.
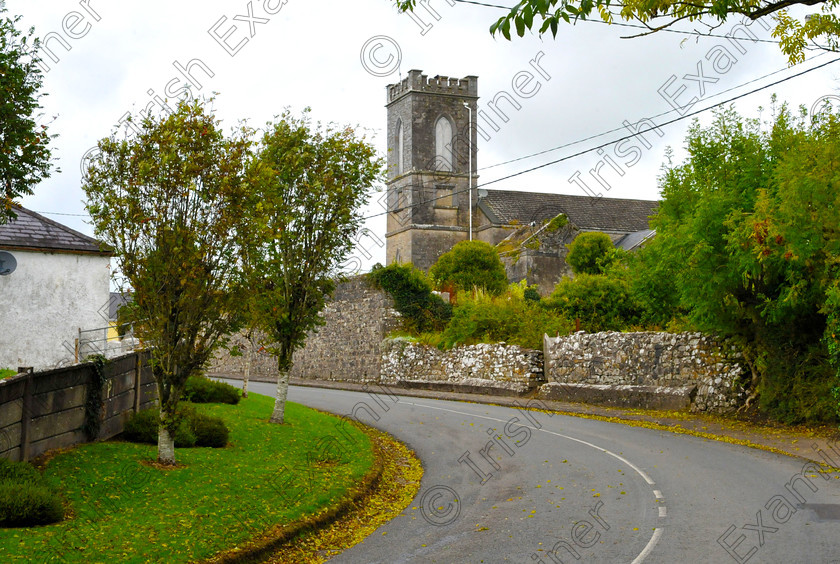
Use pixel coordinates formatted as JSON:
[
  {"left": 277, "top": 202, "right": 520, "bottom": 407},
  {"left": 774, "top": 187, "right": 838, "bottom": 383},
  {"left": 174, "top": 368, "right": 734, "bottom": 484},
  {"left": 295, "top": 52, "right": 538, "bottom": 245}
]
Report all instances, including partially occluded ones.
[{"left": 385, "top": 70, "right": 479, "bottom": 272}]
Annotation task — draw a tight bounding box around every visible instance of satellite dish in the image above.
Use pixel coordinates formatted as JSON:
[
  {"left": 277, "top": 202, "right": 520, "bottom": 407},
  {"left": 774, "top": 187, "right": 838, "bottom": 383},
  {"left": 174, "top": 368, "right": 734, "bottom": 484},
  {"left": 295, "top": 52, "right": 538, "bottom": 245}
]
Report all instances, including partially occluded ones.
[{"left": 0, "top": 251, "right": 17, "bottom": 276}]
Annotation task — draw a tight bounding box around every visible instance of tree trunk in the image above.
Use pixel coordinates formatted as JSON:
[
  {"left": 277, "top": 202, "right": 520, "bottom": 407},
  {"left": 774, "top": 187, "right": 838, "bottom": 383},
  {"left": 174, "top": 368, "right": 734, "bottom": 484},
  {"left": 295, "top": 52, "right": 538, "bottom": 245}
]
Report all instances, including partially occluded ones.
[
  {"left": 242, "top": 332, "right": 255, "bottom": 399},
  {"left": 270, "top": 366, "right": 290, "bottom": 424},
  {"left": 158, "top": 412, "right": 176, "bottom": 465}
]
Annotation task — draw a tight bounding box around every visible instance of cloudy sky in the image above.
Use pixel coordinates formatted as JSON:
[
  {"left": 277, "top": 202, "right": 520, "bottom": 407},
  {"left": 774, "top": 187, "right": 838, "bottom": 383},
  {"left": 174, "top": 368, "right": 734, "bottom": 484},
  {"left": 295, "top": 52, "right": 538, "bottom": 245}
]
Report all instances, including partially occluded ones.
[{"left": 9, "top": 0, "right": 840, "bottom": 269}]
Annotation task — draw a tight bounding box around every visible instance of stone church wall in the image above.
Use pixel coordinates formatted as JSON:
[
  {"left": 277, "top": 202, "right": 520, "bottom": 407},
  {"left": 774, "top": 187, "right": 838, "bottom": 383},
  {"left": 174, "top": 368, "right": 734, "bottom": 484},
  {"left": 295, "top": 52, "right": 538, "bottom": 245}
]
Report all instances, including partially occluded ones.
[
  {"left": 289, "top": 278, "right": 401, "bottom": 382},
  {"left": 208, "top": 277, "right": 401, "bottom": 383}
]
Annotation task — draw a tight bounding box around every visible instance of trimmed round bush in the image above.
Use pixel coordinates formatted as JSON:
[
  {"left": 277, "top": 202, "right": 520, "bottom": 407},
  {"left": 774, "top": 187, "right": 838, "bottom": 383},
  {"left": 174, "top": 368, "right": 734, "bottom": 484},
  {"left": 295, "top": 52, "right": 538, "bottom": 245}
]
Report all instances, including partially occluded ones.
[
  {"left": 566, "top": 231, "right": 618, "bottom": 275},
  {"left": 184, "top": 376, "right": 241, "bottom": 405},
  {"left": 174, "top": 418, "right": 197, "bottom": 448},
  {"left": 0, "top": 459, "right": 64, "bottom": 527},
  {"left": 430, "top": 240, "right": 508, "bottom": 296},
  {"left": 122, "top": 409, "right": 159, "bottom": 444},
  {"left": 0, "top": 457, "right": 41, "bottom": 485},
  {"left": 0, "top": 481, "right": 64, "bottom": 527},
  {"left": 544, "top": 273, "right": 640, "bottom": 332},
  {"left": 122, "top": 407, "right": 226, "bottom": 448},
  {"left": 191, "top": 413, "right": 229, "bottom": 448}
]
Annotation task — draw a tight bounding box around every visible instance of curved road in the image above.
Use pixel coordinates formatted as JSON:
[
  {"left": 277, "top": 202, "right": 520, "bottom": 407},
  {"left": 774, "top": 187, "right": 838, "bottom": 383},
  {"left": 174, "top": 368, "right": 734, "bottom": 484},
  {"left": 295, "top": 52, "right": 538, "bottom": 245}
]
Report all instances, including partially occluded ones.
[{"left": 243, "top": 382, "right": 840, "bottom": 563}]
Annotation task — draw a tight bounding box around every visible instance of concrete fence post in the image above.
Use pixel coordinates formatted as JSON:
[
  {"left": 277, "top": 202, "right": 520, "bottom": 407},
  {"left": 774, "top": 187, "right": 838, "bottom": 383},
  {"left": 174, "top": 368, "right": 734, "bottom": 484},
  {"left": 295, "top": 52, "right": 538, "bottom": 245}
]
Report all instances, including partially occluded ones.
[
  {"left": 19, "top": 369, "right": 33, "bottom": 462},
  {"left": 133, "top": 352, "right": 142, "bottom": 413}
]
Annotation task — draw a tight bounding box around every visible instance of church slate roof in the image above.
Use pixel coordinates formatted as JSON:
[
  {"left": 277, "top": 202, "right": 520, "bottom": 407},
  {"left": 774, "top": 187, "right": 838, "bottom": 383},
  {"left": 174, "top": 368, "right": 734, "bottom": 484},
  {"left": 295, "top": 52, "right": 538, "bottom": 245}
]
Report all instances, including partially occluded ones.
[
  {"left": 0, "top": 206, "right": 111, "bottom": 255},
  {"left": 479, "top": 189, "right": 658, "bottom": 232},
  {"left": 615, "top": 229, "right": 656, "bottom": 251}
]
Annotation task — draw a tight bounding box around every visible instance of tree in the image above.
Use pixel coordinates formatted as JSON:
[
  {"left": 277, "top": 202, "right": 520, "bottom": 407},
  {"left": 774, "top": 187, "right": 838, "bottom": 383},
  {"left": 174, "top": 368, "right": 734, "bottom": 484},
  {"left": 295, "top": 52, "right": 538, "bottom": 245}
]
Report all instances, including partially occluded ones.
[
  {"left": 644, "top": 104, "right": 840, "bottom": 422},
  {"left": 823, "top": 278, "right": 840, "bottom": 421},
  {"left": 245, "top": 110, "right": 382, "bottom": 424},
  {"left": 566, "top": 231, "right": 620, "bottom": 275},
  {"left": 0, "top": 6, "right": 54, "bottom": 223},
  {"left": 83, "top": 99, "right": 252, "bottom": 464},
  {"left": 430, "top": 240, "right": 508, "bottom": 296},
  {"left": 393, "top": 0, "right": 838, "bottom": 64},
  {"left": 623, "top": 235, "right": 684, "bottom": 328}
]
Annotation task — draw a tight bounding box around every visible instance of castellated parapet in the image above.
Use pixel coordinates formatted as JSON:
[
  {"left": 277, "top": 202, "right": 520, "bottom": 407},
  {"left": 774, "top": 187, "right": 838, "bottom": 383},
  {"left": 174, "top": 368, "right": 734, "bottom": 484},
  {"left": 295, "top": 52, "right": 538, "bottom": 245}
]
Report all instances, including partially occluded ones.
[{"left": 387, "top": 70, "right": 478, "bottom": 104}]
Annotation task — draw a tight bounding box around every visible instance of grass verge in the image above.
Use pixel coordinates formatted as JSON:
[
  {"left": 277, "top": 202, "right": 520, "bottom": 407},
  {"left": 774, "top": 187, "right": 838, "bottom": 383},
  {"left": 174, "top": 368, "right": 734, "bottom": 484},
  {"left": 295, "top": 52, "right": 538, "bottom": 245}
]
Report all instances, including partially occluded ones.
[
  {"left": 0, "top": 393, "right": 375, "bottom": 563},
  {"left": 258, "top": 425, "right": 423, "bottom": 563}
]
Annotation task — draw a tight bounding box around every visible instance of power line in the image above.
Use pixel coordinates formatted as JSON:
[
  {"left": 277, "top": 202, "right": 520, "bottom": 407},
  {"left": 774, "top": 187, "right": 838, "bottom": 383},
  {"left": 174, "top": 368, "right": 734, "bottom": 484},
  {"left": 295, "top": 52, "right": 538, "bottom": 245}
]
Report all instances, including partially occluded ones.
[
  {"left": 35, "top": 55, "right": 837, "bottom": 222},
  {"left": 364, "top": 55, "right": 840, "bottom": 221},
  {"left": 33, "top": 210, "right": 88, "bottom": 217},
  {"left": 478, "top": 51, "right": 829, "bottom": 172},
  {"left": 34, "top": 54, "right": 836, "bottom": 223},
  {"left": 450, "top": 0, "right": 511, "bottom": 7}
]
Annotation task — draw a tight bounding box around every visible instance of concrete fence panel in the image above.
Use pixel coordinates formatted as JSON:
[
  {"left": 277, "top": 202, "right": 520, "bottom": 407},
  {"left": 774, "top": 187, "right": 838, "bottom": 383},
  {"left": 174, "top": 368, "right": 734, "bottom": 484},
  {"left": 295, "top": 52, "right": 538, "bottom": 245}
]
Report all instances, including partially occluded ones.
[{"left": 0, "top": 350, "right": 157, "bottom": 462}]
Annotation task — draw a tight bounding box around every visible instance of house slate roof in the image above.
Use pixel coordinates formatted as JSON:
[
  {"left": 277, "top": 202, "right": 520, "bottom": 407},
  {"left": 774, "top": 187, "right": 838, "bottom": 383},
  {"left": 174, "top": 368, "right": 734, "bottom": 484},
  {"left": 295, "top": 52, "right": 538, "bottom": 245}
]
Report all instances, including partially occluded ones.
[
  {"left": 108, "top": 292, "right": 132, "bottom": 320},
  {"left": 478, "top": 189, "right": 658, "bottom": 233},
  {"left": 0, "top": 205, "right": 111, "bottom": 255}
]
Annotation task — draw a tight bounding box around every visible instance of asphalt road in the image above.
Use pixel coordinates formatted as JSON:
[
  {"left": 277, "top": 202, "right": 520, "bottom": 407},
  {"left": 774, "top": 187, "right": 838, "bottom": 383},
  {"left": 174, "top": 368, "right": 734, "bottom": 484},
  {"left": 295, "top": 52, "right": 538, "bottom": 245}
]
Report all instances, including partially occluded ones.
[{"left": 242, "top": 382, "right": 840, "bottom": 563}]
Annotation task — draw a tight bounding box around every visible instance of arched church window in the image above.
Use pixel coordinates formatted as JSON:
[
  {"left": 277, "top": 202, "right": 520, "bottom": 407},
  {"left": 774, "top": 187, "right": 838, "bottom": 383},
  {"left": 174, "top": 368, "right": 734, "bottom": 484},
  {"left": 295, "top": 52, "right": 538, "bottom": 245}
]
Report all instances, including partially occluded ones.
[
  {"left": 395, "top": 120, "right": 404, "bottom": 175},
  {"left": 434, "top": 116, "right": 453, "bottom": 172}
]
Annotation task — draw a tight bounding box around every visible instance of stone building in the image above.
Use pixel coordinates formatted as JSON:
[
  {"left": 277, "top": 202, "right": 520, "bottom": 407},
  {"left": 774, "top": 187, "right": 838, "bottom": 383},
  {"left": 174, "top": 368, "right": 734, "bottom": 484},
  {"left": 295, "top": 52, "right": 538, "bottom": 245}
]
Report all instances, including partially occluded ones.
[{"left": 384, "top": 70, "right": 658, "bottom": 294}]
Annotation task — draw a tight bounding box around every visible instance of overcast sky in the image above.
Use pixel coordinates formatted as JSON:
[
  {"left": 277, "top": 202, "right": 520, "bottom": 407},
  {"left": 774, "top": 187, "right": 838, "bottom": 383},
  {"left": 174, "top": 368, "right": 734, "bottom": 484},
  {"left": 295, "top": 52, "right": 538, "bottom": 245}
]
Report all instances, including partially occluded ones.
[{"left": 9, "top": 0, "right": 840, "bottom": 269}]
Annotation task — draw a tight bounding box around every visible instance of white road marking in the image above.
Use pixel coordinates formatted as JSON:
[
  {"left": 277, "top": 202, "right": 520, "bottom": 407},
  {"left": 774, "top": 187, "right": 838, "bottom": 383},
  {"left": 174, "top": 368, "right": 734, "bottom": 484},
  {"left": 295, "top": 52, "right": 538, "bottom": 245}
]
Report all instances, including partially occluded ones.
[
  {"left": 401, "top": 400, "right": 666, "bottom": 562},
  {"left": 632, "top": 527, "right": 664, "bottom": 564}
]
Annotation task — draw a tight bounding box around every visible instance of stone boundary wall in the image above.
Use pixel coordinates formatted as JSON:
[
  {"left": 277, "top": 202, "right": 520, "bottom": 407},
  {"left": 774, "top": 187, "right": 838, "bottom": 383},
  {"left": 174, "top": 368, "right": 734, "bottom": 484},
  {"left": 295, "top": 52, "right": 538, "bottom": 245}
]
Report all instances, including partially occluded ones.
[
  {"left": 208, "top": 277, "right": 401, "bottom": 383},
  {"left": 380, "top": 340, "right": 544, "bottom": 395},
  {"left": 208, "top": 332, "right": 277, "bottom": 383},
  {"left": 208, "top": 276, "right": 749, "bottom": 413},
  {"left": 0, "top": 351, "right": 156, "bottom": 462},
  {"left": 542, "top": 331, "right": 746, "bottom": 413}
]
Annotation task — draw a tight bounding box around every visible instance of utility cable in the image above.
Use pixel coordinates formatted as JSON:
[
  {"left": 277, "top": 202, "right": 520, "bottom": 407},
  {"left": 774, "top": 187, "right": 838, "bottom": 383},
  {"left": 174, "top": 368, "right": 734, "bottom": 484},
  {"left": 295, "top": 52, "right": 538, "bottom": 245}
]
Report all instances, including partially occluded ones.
[{"left": 363, "top": 54, "right": 840, "bottom": 221}]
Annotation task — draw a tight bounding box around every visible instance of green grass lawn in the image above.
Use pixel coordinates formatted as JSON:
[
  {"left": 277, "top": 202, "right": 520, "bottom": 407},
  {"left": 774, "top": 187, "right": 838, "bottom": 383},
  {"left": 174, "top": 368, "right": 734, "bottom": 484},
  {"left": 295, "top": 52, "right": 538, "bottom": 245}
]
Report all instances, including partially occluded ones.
[{"left": 0, "top": 393, "right": 373, "bottom": 563}]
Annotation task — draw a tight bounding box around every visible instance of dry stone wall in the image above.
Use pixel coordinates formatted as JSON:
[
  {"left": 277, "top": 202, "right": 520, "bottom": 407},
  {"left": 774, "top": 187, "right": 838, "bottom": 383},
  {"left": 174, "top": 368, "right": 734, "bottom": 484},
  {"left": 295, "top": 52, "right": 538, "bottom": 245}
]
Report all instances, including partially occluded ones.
[
  {"left": 543, "top": 331, "right": 746, "bottom": 413},
  {"left": 380, "top": 339, "right": 543, "bottom": 395}
]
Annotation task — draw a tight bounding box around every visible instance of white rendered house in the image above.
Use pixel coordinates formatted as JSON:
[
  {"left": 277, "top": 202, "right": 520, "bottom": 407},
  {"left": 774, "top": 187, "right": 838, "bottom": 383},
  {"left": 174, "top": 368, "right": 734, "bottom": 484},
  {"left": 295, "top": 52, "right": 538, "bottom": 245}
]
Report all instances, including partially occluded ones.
[{"left": 0, "top": 206, "right": 112, "bottom": 371}]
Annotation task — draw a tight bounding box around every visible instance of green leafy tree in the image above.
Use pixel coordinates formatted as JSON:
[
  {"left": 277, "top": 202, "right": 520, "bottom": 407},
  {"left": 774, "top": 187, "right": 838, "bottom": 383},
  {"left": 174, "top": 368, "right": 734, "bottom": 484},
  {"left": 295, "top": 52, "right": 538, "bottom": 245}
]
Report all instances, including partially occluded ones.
[
  {"left": 83, "top": 99, "right": 252, "bottom": 464},
  {"left": 393, "top": 0, "right": 837, "bottom": 64},
  {"left": 623, "top": 239, "right": 684, "bottom": 328},
  {"left": 245, "top": 110, "right": 382, "bottom": 424},
  {"left": 647, "top": 104, "right": 840, "bottom": 422},
  {"left": 430, "top": 240, "right": 508, "bottom": 296},
  {"left": 1, "top": 6, "right": 54, "bottom": 223},
  {"left": 566, "top": 231, "right": 621, "bottom": 275},
  {"left": 823, "top": 278, "right": 840, "bottom": 421}
]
